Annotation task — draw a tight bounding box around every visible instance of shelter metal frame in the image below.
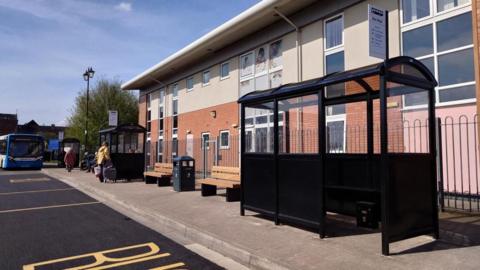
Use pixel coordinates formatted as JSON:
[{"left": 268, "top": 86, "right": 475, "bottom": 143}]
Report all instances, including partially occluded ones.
[{"left": 238, "top": 56, "right": 439, "bottom": 255}]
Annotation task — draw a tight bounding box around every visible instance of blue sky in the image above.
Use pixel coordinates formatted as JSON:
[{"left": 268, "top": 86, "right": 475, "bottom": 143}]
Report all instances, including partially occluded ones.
[{"left": 0, "top": 0, "right": 259, "bottom": 125}]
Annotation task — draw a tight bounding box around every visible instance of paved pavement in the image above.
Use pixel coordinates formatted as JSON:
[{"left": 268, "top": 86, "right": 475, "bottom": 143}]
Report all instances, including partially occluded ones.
[
  {"left": 0, "top": 170, "right": 224, "bottom": 270},
  {"left": 43, "top": 168, "right": 480, "bottom": 270}
]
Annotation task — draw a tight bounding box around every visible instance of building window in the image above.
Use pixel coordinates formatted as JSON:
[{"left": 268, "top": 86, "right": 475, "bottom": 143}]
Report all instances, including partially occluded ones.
[
  {"left": 172, "top": 138, "right": 178, "bottom": 158},
  {"left": 157, "top": 139, "right": 163, "bottom": 162},
  {"left": 146, "top": 93, "right": 152, "bottom": 135},
  {"left": 324, "top": 13, "right": 346, "bottom": 153},
  {"left": 172, "top": 84, "right": 179, "bottom": 135},
  {"left": 186, "top": 77, "right": 194, "bottom": 91},
  {"left": 220, "top": 62, "right": 230, "bottom": 79},
  {"left": 401, "top": 3, "right": 474, "bottom": 106},
  {"left": 219, "top": 130, "right": 230, "bottom": 149},
  {"left": 437, "top": 0, "right": 470, "bottom": 12},
  {"left": 402, "top": 0, "right": 430, "bottom": 23},
  {"left": 201, "top": 132, "right": 210, "bottom": 149},
  {"left": 239, "top": 39, "right": 283, "bottom": 96},
  {"left": 324, "top": 14, "right": 346, "bottom": 116},
  {"left": 202, "top": 70, "right": 210, "bottom": 86},
  {"left": 325, "top": 15, "right": 343, "bottom": 49},
  {"left": 158, "top": 88, "right": 165, "bottom": 137}
]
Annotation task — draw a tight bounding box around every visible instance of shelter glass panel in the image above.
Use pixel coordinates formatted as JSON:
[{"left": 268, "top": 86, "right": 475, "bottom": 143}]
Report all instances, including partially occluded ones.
[
  {"left": 386, "top": 82, "right": 430, "bottom": 153},
  {"left": 245, "top": 102, "right": 274, "bottom": 153},
  {"left": 343, "top": 101, "right": 368, "bottom": 154},
  {"left": 278, "top": 94, "right": 318, "bottom": 154}
]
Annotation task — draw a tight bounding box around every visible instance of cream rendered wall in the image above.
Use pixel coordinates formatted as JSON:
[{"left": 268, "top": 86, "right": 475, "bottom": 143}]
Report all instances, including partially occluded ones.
[
  {"left": 178, "top": 56, "right": 239, "bottom": 114},
  {"left": 301, "top": 20, "right": 324, "bottom": 80},
  {"left": 150, "top": 90, "right": 159, "bottom": 121},
  {"left": 281, "top": 32, "right": 299, "bottom": 84},
  {"left": 344, "top": 0, "right": 400, "bottom": 70}
]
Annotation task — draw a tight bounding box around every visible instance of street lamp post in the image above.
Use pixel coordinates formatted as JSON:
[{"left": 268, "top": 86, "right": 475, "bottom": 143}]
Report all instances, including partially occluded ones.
[{"left": 83, "top": 67, "right": 95, "bottom": 153}]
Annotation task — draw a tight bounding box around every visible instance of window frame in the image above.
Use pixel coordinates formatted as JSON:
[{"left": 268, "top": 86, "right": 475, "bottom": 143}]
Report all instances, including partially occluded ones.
[
  {"left": 219, "top": 130, "right": 230, "bottom": 149},
  {"left": 323, "top": 13, "right": 344, "bottom": 53},
  {"left": 400, "top": 5, "right": 475, "bottom": 109},
  {"left": 220, "top": 61, "right": 230, "bottom": 80},
  {"left": 201, "top": 132, "right": 210, "bottom": 150},
  {"left": 202, "top": 69, "right": 211, "bottom": 86}
]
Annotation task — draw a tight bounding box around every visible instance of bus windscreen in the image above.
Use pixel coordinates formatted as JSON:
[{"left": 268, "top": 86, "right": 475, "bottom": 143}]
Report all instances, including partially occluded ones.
[{"left": 9, "top": 139, "right": 43, "bottom": 158}]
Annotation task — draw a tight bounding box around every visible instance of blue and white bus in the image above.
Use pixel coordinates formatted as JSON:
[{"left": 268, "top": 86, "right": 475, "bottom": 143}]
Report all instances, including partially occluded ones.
[{"left": 0, "top": 134, "right": 44, "bottom": 169}]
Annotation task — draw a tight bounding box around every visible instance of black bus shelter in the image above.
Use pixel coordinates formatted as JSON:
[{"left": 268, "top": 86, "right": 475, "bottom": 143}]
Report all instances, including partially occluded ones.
[
  {"left": 99, "top": 123, "right": 146, "bottom": 180},
  {"left": 58, "top": 138, "right": 81, "bottom": 168},
  {"left": 238, "top": 56, "right": 439, "bottom": 255}
]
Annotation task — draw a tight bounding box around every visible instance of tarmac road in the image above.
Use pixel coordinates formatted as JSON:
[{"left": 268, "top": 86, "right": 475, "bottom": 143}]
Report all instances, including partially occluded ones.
[{"left": 0, "top": 170, "right": 222, "bottom": 270}]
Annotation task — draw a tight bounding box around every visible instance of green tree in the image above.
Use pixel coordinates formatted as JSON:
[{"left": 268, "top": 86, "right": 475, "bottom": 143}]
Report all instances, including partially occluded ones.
[{"left": 66, "top": 78, "right": 138, "bottom": 151}]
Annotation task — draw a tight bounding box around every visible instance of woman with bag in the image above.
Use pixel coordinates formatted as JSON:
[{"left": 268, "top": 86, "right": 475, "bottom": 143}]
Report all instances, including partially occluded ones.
[{"left": 96, "top": 141, "right": 110, "bottom": 182}]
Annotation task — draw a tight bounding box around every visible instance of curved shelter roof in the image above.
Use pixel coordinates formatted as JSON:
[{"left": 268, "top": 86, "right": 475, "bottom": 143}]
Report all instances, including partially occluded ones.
[
  {"left": 238, "top": 56, "right": 437, "bottom": 104},
  {"left": 99, "top": 123, "right": 146, "bottom": 134}
]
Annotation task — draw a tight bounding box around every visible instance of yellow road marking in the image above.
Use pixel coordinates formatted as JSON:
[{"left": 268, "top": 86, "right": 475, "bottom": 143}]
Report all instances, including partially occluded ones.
[
  {"left": 23, "top": 242, "right": 180, "bottom": 270},
  {"left": 150, "top": 262, "right": 186, "bottom": 270},
  {"left": 86, "top": 253, "right": 171, "bottom": 270},
  {"left": 0, "top": 188, "right": 75, "bottom": 196},
  {"left": 10, "top": 177, "right": 51, "bottom": 183},
  {"left": 0, "top": 201, "right": 100, "bottom": 214}
]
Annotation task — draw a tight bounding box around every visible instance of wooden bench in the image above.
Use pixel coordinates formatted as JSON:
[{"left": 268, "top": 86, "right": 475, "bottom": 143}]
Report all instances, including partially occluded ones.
[
  {"left": 199, "top": 166, "right": 240, "bottom": 202},
  {"left": 144, "top": 163, "right": 173, "bottom": 185}
]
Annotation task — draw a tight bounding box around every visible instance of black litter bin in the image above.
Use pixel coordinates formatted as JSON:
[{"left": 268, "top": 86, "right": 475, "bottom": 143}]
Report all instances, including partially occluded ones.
[{"left": 173, "top": 156, "right": 195, "bottom": 192}]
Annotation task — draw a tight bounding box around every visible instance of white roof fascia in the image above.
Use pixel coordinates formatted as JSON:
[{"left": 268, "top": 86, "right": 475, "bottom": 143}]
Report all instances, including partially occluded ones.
[{"left": 121, "top": 0, "right": 287, "bottom": 90}]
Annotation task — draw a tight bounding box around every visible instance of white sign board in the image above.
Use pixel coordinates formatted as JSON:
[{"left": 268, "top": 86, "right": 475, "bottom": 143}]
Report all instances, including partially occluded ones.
[
  {"left": 108, "top": 110, "right": 118, "bottom": 126},
  {"left": 58, "top": 131, "right": 64, "bottom": 141},
  {"left": 186, "top": 134, "right": 194, "bottom": 156},
  {"left": 368, "top": 5, "right": 387, "bottom": 59}
]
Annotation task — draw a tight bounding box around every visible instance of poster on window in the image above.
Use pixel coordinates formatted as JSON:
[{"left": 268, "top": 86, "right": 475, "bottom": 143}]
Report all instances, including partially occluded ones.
[
  {"left": 255, "top": 46, "right": 268, "bottom": 74},
  {"left": 240, "top": 79, "right": 254, "bottom": 96},
  {"left": 270, "top": 70, "right": 282, "bottom": 88},
  {"left": 269, "top": 40, "right": 282, "bottom": 69},
  {"left": 240, "top": 52, "right": 254, "bottom": 78}
]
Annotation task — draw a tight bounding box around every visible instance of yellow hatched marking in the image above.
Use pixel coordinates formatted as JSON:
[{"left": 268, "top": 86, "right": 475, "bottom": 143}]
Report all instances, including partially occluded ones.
[
  {"left": 0, "top": 188, "right": 75, "bottom": 196},
  {"left": 150, "top": 262, "right": 186, "bottom": 270},
  {"left": 0, "top": 201, "right": 100, "bottom": 214},
  {"left": 23, "top": 242, "right": 177, "bottom": 270},
  {"left": 10, "top": 178, "right": 51, "bottom": 183}
]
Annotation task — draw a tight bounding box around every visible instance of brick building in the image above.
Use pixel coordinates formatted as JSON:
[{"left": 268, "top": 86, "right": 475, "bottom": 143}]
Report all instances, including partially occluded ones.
[
  {"left": 123, "top": 0, "right": 477, "bottom": 174},
  {"left": 0, "top": 113, "right": 18, "bottom": 135}
]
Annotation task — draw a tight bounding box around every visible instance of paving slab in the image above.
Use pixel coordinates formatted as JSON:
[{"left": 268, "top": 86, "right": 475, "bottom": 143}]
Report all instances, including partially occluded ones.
[{"left": 44, "top": 168, "right": 480, "bottom": 270}]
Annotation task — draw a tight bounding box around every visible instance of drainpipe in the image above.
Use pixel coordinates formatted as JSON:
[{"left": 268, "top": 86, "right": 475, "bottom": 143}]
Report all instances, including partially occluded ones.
[
  {"left": 275, "top": 8, "right": 304, "bottom": 151},
  {"left": 274, "top": 8, "right": 302, "bottom": 82}
]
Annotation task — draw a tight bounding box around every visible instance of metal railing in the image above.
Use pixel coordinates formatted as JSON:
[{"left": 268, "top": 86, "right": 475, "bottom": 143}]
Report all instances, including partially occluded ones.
[{"left": 143, "top": 115, "right": 479, "bottom": 212}]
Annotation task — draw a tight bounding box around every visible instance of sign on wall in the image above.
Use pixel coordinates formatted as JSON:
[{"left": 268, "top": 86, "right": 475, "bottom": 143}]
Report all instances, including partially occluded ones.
[
  {"left": 186, "top": 134, "right": 193, "bottom": 157},
  {"left": 368, "top": 4, "right": 387, "bottom": 60},
  {"left": 58, "top": 131, "right": 64, "bottom": 141},
  {"left": 108, "top": 110, "right": 118, "bottom": 127}
]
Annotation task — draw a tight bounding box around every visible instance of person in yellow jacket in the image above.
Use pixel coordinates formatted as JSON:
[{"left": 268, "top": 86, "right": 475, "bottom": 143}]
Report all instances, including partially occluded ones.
[{"left": 96, "top": 141, "right": 110, "bottom": 182}]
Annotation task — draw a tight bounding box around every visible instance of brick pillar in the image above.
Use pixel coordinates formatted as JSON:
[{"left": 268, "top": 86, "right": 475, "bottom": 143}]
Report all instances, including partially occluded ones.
[{"left": 473, "top": 1, "right": 480, "bottom": 146}]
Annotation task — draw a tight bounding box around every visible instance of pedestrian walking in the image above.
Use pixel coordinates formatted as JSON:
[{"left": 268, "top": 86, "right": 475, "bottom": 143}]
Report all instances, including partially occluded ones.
[
  {"left": 64, "top": 148, "right": 76, "bottom": 173},
  {"left": 96, "top": 142, "right": 110, "bottom": 182}
]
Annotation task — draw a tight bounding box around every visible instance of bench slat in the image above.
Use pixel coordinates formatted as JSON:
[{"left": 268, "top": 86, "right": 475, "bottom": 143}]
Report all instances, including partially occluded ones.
[{"left": 200, "top": 178, "right": 240, "bottom": 189}]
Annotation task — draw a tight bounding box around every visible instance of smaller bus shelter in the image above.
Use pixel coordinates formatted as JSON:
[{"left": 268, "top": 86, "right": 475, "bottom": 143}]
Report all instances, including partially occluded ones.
[
  {"left": 238, "top": 56, "right": 439, "bottom": 255},
  {"left": 58, "top": 138, "right": 80, "bottom": 168},
  {"left": 99, "top": 123, "right": 146, "bottom": 180}
]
